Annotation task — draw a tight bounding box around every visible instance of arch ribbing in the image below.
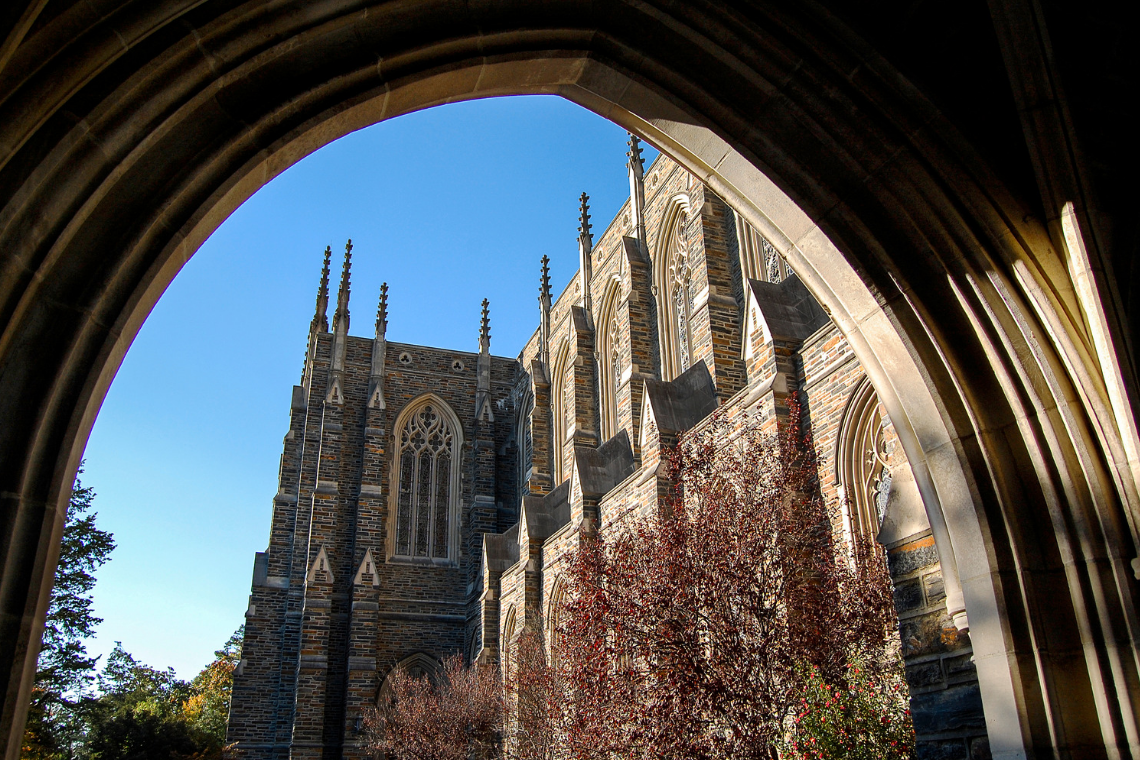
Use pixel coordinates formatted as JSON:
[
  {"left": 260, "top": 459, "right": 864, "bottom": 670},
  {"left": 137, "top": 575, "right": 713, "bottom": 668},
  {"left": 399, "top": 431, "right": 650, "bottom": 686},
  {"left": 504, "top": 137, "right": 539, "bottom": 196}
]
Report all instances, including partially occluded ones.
[{"left": 0, "top": 3, "right": 1134, "bottom": 756}]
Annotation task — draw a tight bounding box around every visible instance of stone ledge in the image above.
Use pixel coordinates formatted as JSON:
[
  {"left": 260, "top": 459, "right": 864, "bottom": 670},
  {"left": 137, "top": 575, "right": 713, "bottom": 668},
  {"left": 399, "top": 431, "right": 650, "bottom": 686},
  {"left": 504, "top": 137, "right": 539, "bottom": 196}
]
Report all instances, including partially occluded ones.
[
  {"left": 315, "top": 480, "right": 339, "bottom": 495},
  {"left": 359, "top": 484, "right": 383, "bottom": 496},
  {"left": 274, "top": 492, "right": 297, "bottom": 503}
]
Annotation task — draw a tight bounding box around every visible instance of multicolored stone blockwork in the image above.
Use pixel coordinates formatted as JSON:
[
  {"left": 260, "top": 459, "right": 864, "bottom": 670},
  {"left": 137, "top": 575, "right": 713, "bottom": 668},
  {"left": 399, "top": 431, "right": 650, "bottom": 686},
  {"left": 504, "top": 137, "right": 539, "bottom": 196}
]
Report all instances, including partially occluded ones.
[{"left": 228, "top": 153, "right": 986, "bottom": 760}]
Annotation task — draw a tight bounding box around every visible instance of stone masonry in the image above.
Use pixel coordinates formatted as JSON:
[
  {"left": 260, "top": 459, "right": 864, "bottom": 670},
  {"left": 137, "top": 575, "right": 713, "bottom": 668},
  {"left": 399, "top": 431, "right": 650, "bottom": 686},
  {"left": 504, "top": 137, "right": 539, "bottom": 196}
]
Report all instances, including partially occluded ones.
[{"left": 229, "top": 145, "right": 988, "bottom": 760}]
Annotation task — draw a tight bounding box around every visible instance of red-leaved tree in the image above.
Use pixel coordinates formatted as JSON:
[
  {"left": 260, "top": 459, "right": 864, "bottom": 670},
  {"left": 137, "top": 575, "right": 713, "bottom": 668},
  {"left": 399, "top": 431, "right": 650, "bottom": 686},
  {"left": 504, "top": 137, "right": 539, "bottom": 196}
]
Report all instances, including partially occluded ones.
[
  {"left": 363, "top": 654, "right": 504, "bottom": 760},
  {"left": 544, "top": 408, "right": 910, "bottom": 759}
]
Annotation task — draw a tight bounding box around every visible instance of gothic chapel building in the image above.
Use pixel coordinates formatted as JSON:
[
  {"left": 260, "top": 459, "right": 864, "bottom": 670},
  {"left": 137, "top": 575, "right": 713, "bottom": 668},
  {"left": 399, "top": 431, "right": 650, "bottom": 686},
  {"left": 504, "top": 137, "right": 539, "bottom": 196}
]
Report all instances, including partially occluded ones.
[{"left": 229, "top": 139, "right": 989, "bottom": 759}]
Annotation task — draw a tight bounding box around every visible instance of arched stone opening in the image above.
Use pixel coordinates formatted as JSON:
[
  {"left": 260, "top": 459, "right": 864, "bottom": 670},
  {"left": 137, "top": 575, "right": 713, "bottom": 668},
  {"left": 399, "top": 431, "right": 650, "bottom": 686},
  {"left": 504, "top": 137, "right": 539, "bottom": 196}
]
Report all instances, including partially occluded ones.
[
  {"left": 376, "top": 652, "right": 444, "bottom": 707},
  {"left": 0, "top": 3, "right": 1135, "bottom": 757}
]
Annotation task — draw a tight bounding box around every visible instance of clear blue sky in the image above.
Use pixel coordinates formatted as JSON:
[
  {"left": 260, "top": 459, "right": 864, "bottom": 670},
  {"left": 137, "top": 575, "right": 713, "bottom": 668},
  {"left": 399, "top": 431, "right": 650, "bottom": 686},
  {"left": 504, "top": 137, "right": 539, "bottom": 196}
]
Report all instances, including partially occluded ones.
[{"left": 80, "top": 96, "right": 657, "bottom": 680}]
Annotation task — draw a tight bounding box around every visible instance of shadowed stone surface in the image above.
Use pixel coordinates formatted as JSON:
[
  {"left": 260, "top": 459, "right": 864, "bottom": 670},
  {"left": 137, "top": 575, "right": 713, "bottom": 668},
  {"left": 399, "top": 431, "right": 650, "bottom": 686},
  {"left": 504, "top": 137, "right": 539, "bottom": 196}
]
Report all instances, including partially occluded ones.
[{"left": 0, "top": 2, "right": 1137, "bottom": 758}]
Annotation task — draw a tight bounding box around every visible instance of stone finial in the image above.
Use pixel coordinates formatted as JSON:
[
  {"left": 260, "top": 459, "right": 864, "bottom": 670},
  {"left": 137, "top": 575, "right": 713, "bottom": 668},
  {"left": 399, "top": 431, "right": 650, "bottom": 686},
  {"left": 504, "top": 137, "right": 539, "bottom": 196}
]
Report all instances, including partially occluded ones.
[
  {"left": 375, "top": 282, "right": 388, "bottom": 339},
  {"left": 578, "top": 192, "right": 593, "bottom": 245},
  {"left": 312, "top": 246, "right": 332, "bottom": 334},
  {"left": 368, "top": 282, "right": 388, "bottom": 409},
  {"left": 479, "top": 298, "right": 491, "bottom": 353},
  {"left": 578, "top": 194, "right": 594, "bottom": 313},
  {"left": 626, "top": 133, "right": 645, "bottom": 177},
  {"left": 539, "top": 255, "right": 552, "bottom": 304},
  {"left": 333, "top": 239, "right": 352, "bottom": 333}
]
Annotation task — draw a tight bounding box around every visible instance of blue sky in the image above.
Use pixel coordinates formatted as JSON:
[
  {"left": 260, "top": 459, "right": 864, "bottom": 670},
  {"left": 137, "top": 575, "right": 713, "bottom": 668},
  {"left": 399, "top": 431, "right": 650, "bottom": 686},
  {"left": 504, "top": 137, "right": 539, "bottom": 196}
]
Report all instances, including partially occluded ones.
[{"left": 80, "top": 95, "right": 657, "bottom": 680}]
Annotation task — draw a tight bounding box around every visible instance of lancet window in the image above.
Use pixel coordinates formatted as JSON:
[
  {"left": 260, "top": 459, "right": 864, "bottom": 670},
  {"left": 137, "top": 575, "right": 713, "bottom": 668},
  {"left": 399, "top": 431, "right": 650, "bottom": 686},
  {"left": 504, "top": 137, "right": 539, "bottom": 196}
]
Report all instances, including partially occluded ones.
[
  {"left": 610, "top": 319, "right": 622, "bottom": 422},
  {"left": 836, "top": 378, "right": 893, "bottom": 549},
  {"left": 517, "top": 390, "right": 534, "bottom": 501},
  {"left": 550, "top": 344, "right": 570, "bottom": 484},
  {"left": 735, "top": 215, "right": 787, "bottom": 285},
  {"left": 668, "top": 215, "right": 695, "bottom": 374},
  {"left": 654, "top": 198, "right": 699, "bottom": 380},
  {"left": 391, "top": 397, "right": 460, "bottom": 562},
  {"left": 598, "top": 301, "right": 623, "bottom": 441}
]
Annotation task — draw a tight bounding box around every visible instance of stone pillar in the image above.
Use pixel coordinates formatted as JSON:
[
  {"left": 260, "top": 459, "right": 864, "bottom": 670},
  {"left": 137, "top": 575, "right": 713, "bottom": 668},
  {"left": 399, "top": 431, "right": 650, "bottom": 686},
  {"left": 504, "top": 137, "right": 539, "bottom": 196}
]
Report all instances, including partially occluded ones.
[
  {"left": 617, "top": 236, "right": 658, "bottom": 462},
  {"left": 527, "top": 359, "right": 554, "bottom": 496},
  {"left": 577, "top": 194, "right": 594, "bottom": 314},
  {"left": 472, "top": 300, "right": 498, "bottom": 566},
  {"left": 227, "top": 382, "right": 309, "bottom": 759},
  {"left": 686, "top": 190, "right": 745, "bottom": 402},
  {"left": 566, "top": 306, "right": 599, "bottom": 481},
  {"left": 340, "top": 322, "right": 388, "bottom": 757}
]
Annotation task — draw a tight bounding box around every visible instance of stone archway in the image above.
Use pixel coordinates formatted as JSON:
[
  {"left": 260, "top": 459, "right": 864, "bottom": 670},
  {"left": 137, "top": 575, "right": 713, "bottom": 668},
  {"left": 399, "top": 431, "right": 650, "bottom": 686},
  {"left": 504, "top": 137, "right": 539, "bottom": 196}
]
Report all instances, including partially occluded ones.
[{"left": 0, "top": 3, "right": 1136, "bottom": 758}]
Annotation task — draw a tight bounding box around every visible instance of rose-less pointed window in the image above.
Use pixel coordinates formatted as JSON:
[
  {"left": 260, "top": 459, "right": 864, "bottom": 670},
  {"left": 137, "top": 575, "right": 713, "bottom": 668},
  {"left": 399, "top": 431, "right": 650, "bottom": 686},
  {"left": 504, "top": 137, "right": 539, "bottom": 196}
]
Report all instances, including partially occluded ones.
[{"left": 389, "top": 395, "right": 462, "bottom": 562}]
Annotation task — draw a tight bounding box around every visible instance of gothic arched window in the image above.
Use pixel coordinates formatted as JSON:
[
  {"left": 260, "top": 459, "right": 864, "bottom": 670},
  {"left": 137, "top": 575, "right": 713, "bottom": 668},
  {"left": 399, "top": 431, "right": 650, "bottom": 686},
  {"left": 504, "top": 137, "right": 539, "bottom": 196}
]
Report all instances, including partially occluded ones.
[
  {"left": 735, "top": 215, "right": 788, "bottom": 286},
  {"left": 517, "top": 389, "right": 534, "bottom": 501},
  {"left": 598, "top": 286, "right": 624, "bottom": 442},
  {"left": 501, "top": 605, "right": 518, "bottom": 672},
  {"left": 547, "top": 578, "right": 567, "bottom": 662},
  {"left": 836, "top": 377, "right": 892, "bottom": 548},
  {"left": 610, "top": 320, "right": 622, "bottom": 419},
  {"left": 654, "top": 196, "right": 697, "bottom": 380},
  {"left": 389, "top": 396, "right": 462, "bottom": 562},
  {"left": 550, "top": 342, "right": 570, "bottom": 484}
]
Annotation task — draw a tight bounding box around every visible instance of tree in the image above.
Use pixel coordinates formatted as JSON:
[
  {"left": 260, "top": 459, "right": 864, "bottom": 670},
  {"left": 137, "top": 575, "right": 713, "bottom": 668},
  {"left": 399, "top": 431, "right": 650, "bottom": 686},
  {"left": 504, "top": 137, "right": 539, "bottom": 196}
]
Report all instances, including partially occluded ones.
[
  {"left": 182, "top": 627, "right": 243, "bottom": 750},
  {"left": 82, "top": 644, "right": 210, "bottom": 760},
  {"left": 363, "top": 654, "right": 503, "bottom": 760},
  {"left": 782, "top": 656, "right": 913, "bottom": 760},
  {"left": 507, "top": 628, "right": 566, "bottom": 760},
  {"left": 23, "top": 467, "right": 115, "bottom": 760},
  {"left": 549, "top": 409, "right": 911, "bottom": 759}
]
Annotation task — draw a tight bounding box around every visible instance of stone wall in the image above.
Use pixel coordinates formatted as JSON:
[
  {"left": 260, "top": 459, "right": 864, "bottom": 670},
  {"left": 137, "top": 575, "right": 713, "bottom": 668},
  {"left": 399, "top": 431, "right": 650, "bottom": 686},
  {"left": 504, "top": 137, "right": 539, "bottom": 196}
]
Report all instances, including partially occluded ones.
[{"left": 232, "top": 154, "right": 988, "bottom": 759}]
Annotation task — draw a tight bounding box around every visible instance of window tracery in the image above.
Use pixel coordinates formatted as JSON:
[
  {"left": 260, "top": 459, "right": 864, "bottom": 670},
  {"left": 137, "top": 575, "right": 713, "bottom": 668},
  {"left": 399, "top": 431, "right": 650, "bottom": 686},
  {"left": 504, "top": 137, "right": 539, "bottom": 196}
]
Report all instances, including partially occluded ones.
[
  {"left": 610, "top": 317, "right": 622, "bottom": 419},
  {"left": 654, "top": 202, "right": 697, "bottom": 380},
  {"left": 836, "top": 378, "right": 894, "bottom": 549},
  {"left": 502, "top": 605, "right": 518, "bottom": 673},
  {"left": 517, "top": 390, "right": 534, "bottom": 501},
  {"left": 735, "top": 215, "right": 787, "bottom": 285},
  {"left": 392, "top": 398, "right": 459, "bottom": 561}
]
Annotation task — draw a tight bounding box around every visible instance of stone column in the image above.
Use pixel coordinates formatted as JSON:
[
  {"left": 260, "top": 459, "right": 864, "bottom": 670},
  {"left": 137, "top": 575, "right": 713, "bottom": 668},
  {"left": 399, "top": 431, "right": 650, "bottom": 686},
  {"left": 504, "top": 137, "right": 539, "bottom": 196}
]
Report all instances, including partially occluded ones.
[
  {"left": 686, "top": 190, "right": 745, "bottom": 401},
  {"left": 616, "top": 236, "right": 658, "bottom": 462},
  {"left": 566, "top": 306, "right": 599, "bottom": 480}
]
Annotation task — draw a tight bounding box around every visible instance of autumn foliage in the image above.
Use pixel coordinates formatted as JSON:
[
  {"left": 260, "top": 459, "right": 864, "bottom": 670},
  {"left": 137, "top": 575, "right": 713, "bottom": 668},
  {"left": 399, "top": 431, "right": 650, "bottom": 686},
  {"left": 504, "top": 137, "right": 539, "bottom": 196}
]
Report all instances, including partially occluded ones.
[
  {"left": 548, "top": 411, "right": 910, "bottom": 759},
  {"left": 364, "top": 654, "right": 503, "bottom": 760},
  {"left": 368, "top": 407, "right": 912, "bottom": 759}
]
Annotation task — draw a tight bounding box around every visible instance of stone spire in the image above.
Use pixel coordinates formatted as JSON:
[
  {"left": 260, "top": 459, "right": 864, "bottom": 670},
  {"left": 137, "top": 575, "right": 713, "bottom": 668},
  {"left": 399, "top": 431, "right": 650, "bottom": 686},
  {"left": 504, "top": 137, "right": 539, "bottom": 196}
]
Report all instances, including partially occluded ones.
[
  {"left": 326, "top": 240, "right": 352, "bottom": 404},
  {"left": 303, "top": 246, "right": 332, "bottom": 391},
  {"left": 476, "top": 299, "right": 493, "bottom": 421},
  {"left": 479, "top": 298, "right": 491, "bottom": 354},
  {"left": 627, "top": 133, "right": 647, "bottom": 255},
  {"left": 312, "top": 245, "right": 332, "bottom": 335},
  {"left": 578, "top": 192, "right": 594, "bottom": 314},
  {"left": 367, "top": 282, "right": 388, "bottom": 409},
  {"left": 538, "top": 255, "right": 552, "bottom": 370},
  {"left": 375, "top": 282, "right": 389, "bottom": 339},
  {"left": 333, "top": 239, "right": 352, "bottom": 334}
]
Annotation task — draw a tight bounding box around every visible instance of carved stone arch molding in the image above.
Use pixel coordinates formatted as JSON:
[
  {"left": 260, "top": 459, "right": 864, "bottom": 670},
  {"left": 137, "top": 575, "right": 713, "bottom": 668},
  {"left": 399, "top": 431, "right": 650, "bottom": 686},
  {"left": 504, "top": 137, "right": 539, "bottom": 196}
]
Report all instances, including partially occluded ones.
[
  {"left": 546, "top": 576, "right": 568, "bottom": 659},
  {"left": 0, "top": 2, "right": 1135, "bottom": 757},
  {"left": 596, "top": 278, "right": 624, "bottom": 442},
  {"left": 377, "top": 652, "right": 443, "bottom": 706},
  {"left": 548, "top": 339, "right": 572, "bottom": 485},
  {"left": 652, "top": 194, "right": 696, "bottom": 381},
  {"left": 836, "top": 376, "right": 892, "bottom": 549},
  {"left": 386, "top": 393, "right": 463, "bottom": 564}
]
